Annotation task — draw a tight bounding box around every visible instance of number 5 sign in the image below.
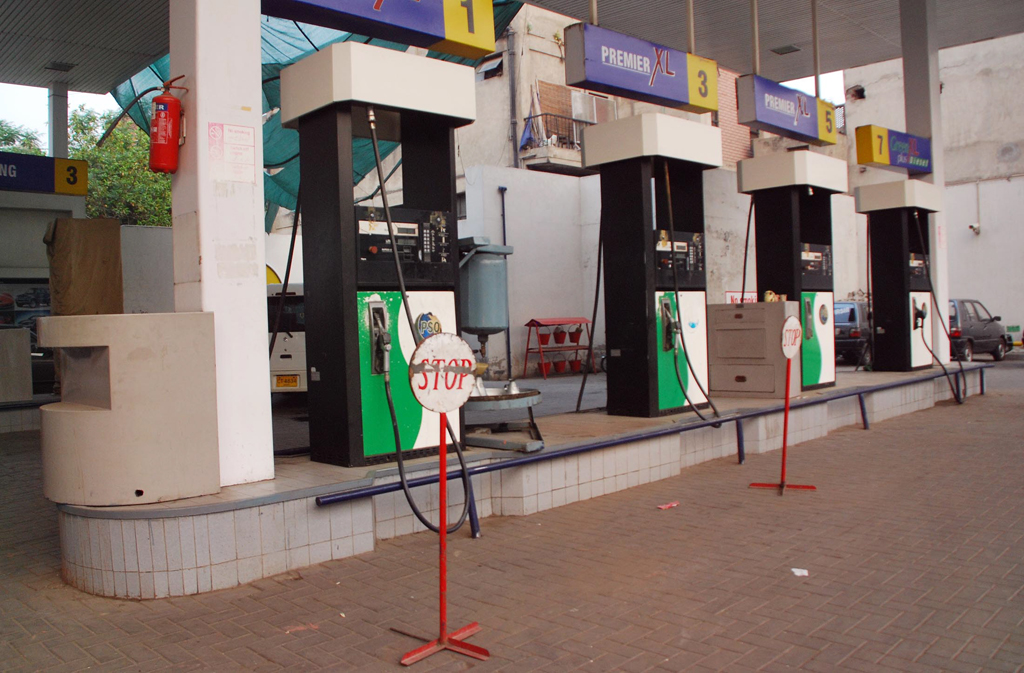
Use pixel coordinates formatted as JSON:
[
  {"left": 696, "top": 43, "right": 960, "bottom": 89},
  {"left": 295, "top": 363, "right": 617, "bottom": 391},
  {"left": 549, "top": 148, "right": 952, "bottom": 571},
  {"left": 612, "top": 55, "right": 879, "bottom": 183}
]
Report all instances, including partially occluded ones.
[
  {"left": 781, "top": 316, "right": 803, "bottom": 360},
  {"left": 409, "top": 333, "right": 477, "bottom": 413}
]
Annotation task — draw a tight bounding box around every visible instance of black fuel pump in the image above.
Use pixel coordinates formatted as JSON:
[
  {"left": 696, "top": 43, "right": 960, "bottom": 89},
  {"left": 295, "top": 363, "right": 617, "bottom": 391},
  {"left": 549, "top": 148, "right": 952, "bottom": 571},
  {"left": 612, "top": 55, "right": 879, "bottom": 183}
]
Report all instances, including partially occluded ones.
[
  {"left": 738, "top": 149, "right": 848, "bottom": 391},
  {"left": 583, "top": 114, "right": 722, "bottom": 418},
  {"left": 856, "top": 182, "right": 941, "bottom": 371},
  {"left": 280, "top": 42, "right": 476, "bottom": 467}
]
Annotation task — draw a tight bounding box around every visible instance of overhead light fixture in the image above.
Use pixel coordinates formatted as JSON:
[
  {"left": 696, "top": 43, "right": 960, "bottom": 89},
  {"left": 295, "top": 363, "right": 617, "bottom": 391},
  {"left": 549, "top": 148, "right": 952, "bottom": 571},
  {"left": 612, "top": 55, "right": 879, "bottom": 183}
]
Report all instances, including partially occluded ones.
[
  {"left": 45, "top": 61, "right": 76, "bottom": 72},
  {"left": 770, "top": 44, "right": 801, "bottom": 56}
]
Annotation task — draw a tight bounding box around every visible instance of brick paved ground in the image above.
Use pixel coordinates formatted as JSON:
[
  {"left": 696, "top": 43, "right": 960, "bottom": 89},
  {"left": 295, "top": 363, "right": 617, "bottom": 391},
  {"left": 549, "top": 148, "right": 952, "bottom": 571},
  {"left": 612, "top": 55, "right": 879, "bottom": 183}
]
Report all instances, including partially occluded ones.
[{"left": 2, "top": 389, "right": 1024, "bottom": 672}]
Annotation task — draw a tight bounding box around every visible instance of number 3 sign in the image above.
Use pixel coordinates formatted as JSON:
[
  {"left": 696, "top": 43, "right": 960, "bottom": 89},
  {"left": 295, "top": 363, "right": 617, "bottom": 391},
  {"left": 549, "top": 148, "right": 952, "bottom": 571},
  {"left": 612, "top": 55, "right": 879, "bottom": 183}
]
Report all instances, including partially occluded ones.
[
  {"left": 409, "top": 333, "right": 477, "bottom": 413},
  {"left": 781, "top": 316, "right": 803, "bottom": 360}
]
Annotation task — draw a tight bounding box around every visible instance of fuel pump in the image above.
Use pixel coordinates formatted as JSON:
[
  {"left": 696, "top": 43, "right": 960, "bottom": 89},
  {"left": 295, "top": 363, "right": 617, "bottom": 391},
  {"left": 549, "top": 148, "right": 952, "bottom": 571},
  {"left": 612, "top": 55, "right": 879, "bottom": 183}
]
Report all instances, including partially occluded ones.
[
  {"left": 279, "top": 41, "right": 476, "bottom": 467},
  {"left": 583, "top": 114, "right": 722, "bottom": 417},
  {"left": 737, "top": 149, "right": 848, "bottom": 391},
  {"left": 855, "top": 180, "right": 943, "bottom": 371}
]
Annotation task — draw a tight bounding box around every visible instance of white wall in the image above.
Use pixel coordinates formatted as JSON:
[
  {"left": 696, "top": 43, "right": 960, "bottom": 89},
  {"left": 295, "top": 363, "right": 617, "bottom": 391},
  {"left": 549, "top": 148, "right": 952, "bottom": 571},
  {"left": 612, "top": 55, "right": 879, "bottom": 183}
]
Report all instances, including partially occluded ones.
[
  {"left": 844, "top": 32, "right": 1024, "bottom": 335},
  {"left": 121, "top": 226, "right": 174, "bottom": 314},
  {"left": 945, "top": 177, "right": 1024, "bottom": 336},
  {"left": 461, "top": 165, "right": 781, "bottom": 377},
  {"left": 462, "top": 166, "right": 593, "bottom": 377},
  {"left": 0, "top": 191, "right": 85, "bottom": 279},
  {"left": 844, "top": 32, "right": 1024, "bottom": 187},
  {"left": 703, "top": 168, "right": 755, "bottom": 304}
]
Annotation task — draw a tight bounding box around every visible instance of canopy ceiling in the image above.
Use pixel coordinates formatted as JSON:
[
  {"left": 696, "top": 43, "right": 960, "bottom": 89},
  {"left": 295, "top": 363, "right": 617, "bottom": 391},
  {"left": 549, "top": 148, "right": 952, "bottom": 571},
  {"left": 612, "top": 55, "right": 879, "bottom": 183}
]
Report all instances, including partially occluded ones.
[
  {"left": 525, "top": 0, "right": 1024, "bottom": 81},
  {"left": 3, "top": 1, "right": 1023, "bottom": 94}
]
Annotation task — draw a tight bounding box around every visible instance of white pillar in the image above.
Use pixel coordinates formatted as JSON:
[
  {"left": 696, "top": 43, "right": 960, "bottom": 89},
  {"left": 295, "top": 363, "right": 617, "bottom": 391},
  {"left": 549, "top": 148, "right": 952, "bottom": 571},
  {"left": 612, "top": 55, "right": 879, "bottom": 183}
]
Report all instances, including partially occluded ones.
[
  {"left": 170, "top": 0, "right": 274, "bottom": 485},
  {"left": 900, "top": 0, "right": 949, "bottom": 363},
  {"left": 48, "top": 82, "right": 68, "bottom": 159}
]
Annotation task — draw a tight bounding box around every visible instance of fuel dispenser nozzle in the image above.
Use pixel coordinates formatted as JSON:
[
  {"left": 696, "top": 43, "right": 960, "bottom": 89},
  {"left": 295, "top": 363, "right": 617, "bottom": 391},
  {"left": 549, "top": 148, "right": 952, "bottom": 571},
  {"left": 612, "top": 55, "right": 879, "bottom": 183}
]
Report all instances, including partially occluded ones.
[{"left": 913, "top": 300, "right": 928, "bottom": 331}]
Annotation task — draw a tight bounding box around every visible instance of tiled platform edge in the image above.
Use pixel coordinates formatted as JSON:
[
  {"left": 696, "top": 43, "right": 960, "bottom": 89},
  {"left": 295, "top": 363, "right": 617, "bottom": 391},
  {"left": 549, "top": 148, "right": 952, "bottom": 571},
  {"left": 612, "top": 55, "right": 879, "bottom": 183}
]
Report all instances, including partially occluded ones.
[
  {"left": 57, "top": 370, "right": 981, "bottom": 599},
  {"left": 0, "top": 405, "right": 40, "bottom": 433}
]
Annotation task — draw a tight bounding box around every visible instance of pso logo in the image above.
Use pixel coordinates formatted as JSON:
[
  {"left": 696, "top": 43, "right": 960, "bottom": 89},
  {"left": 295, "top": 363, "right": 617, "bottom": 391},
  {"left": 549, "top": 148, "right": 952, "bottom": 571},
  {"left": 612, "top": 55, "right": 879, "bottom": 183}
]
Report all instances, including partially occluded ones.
[
  {"left": 416, "top": 312, "right": 442, "bottom": 340},
  {"left": 819, "top": 305, "right": 829, "bottom": 325}
]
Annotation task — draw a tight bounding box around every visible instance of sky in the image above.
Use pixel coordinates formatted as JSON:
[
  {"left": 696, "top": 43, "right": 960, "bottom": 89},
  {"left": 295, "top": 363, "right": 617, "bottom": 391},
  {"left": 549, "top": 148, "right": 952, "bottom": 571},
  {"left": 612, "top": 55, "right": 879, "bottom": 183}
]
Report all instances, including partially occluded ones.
[
  {"left": 0, "top": 71, "right": 846, "bottom": 154},
  {"left": 784, "top": 71, "right": 846, "bottom": 106},
  {"left": 0, "top": 83, "right": 121, "bottom": 153}
]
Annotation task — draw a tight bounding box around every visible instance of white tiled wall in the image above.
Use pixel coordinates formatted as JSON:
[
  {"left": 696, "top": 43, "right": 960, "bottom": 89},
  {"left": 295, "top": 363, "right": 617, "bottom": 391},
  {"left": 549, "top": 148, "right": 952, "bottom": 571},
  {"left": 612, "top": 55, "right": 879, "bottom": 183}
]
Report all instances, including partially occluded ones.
[
  {"left": 58, "top": 496, "right": 374, "bottom": 599},
  {"left": 0, "top": 407, "right": 40, "bottom": 433},
  {"left": 58, "top": 369, "right": 981, "bottom": 599}
]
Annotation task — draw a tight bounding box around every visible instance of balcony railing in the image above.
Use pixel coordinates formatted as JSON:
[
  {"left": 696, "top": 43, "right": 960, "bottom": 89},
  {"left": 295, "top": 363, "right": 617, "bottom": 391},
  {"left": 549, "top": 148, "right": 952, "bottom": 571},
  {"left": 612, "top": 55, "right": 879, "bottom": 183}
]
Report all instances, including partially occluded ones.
[{"left": 520, "top": 113, "right": 595, "bottom": 152}]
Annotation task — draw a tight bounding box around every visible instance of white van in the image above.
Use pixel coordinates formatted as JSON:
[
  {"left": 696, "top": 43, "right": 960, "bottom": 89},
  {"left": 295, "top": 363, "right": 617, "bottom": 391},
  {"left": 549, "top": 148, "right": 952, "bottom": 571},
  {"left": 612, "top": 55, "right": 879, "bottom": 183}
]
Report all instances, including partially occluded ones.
[{"left": 268, "top": 283, "right": 306, "bottom": 393}]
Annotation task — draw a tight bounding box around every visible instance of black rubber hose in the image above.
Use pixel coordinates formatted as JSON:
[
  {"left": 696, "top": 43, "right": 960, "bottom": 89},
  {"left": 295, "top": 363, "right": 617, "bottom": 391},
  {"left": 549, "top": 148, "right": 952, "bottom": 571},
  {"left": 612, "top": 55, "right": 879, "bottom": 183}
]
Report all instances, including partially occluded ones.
[
  {"left": 664, "top": 304, "right": 709, "bottom": 423},
  {"left": 575, "top": 217, "right": 603, "bottom": 413},
  {"left": 97, "top": 86, "right": 161, "bottom": 148},
  {"left": 910, "top": 211, "right": 965, "bottom": 404},
  {"left": 269, "top": 187, "right": 301, "bottom": 358},
  {"left": 739, "top": 198, "right": 754, "bottom": 305},
  {"left": 367, "top": 106, "right": 474, "bottom": 534},
  {"left": 663, "top": 160, "right": 722, "bottom": 423}
]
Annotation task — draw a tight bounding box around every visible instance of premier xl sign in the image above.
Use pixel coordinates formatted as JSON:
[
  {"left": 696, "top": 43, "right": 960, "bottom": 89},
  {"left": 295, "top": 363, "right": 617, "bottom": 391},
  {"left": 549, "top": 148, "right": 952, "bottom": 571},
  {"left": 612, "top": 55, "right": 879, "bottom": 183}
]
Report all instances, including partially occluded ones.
[
  {"left": 736, "top": 74, "right": 837, "bottom": 146},
  {"left": 564, "top": 23, "right": 718, "bottom": 113}
]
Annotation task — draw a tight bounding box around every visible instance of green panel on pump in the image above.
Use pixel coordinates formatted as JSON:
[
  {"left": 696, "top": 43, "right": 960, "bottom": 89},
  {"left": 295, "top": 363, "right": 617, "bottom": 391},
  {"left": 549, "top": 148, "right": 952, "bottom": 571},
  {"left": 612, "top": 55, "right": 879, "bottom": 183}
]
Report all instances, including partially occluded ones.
[
  {"left": 655, "top": 291, "right": 709, "bottom": 411},
  {"left": 357, "top": 291, "right": 459, "bottom": 458},
  {"left": 800, "top": 291, "right": 835, "bottom": 388}
]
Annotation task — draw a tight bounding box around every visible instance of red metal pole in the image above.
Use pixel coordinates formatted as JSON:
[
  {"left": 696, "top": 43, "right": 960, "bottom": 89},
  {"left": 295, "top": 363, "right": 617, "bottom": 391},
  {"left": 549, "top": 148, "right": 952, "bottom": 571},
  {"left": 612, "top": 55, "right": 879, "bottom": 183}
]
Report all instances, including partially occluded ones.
[
  {"left": 780, "top": 358, "right": 792, "bottom": 492},
  {"left": 438, "top": 412, "right": 448, "bottom": 643}
]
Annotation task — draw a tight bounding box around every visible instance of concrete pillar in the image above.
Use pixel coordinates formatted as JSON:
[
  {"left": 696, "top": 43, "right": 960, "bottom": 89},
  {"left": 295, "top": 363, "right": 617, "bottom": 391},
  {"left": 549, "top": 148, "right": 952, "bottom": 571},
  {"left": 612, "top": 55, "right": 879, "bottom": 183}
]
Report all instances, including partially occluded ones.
[
  {"left": 169, "top": 0, "right": 274, "bottom": 485},
  {"left": 48, "top": 82, "right": 68, "bottom": 159},
  {"left": 900, "top": 0, "right": 949, "bottom": 362}
]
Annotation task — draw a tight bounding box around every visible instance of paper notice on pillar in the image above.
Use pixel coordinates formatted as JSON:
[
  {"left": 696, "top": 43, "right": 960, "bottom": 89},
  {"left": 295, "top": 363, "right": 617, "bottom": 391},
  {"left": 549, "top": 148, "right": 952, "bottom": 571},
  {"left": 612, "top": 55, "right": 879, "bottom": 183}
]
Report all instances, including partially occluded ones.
[{"left": 208, "top": 123, "right": 256, "bottom": 184}]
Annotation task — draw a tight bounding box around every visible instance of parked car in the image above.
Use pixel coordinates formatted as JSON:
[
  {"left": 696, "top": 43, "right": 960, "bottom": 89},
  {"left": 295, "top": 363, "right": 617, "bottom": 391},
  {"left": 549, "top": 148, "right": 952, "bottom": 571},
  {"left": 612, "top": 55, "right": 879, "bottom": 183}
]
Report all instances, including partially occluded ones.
[
  {"left": 15, "top": 287, "right": 50, "bottom": 308},
  {"left": 834, "top": 301, "right": 872, "bottom": 365},
  {"left": 949, "top": 298, "right": 1012, "bottom": 361},
  {"left": 0, "top": 293, "right": 14, "bottom": 310}
]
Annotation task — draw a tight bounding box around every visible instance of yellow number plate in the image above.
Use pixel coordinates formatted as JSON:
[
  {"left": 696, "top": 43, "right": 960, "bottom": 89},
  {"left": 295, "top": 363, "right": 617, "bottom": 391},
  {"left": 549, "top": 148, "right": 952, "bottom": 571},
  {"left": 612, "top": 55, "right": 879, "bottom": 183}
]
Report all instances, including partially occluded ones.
[{"left": 276, "top": 375, "right": 299, "bottom": 388}]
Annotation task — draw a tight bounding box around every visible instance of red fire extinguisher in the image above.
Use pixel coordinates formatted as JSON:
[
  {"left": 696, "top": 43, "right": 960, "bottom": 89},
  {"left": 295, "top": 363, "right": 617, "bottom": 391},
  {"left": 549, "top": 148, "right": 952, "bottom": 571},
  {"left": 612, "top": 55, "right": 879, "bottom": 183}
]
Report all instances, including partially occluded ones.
[{"left": 149, "top": 76, "right": 188, "bottom": 174}]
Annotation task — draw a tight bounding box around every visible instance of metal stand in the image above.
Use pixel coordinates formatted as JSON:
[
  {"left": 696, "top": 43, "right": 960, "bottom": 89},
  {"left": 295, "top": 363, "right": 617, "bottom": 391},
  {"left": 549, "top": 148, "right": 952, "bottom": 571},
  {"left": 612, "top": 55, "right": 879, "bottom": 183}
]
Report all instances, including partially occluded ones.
[
  {"left": 464, "top": 388, "right": 544, "bottom": 453},
  {"left": 401, "top": 412, "right": 489, "bottom": 666},
  {"left": 750, "top": 359, "right": 817, "bottom": 495}
]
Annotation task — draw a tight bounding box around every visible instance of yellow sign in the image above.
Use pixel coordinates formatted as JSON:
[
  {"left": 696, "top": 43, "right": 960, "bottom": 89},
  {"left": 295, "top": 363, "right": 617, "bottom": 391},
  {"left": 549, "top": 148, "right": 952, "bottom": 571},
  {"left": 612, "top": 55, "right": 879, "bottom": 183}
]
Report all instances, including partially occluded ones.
[
  {"left": 856, "top": 124, "right": 890, "bottom": 166},
  {"left": 276, "top": 375, "right": 299, "bottom": 388},
  {"left": 53, "top": 158, "right": 88, "bottom": 196},
  {"left": 816, "top": 99, "right": 838, "bottom": 146},
  {"left": 686, "top": 54, "right": 719, "bottom": 113},
  {"left": 433, "top": 0, "right": 496, "bottom": 60}
]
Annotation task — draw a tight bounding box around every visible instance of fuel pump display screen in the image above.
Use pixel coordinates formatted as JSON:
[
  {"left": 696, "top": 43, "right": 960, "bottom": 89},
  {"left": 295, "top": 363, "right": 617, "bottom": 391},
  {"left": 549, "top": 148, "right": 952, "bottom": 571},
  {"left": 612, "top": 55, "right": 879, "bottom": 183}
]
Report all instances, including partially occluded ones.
[
  {"left": 909, "top": 253, "right": 930, "bottom": 291},
  {"left": 356, "top": 206, "right": 455, "bottom": 288},
  {"left": 655, "top": 230, "right": 706, "bottom": 289},
  {"left": 800, "top": 243, "right": 833, "bottom": 290}
]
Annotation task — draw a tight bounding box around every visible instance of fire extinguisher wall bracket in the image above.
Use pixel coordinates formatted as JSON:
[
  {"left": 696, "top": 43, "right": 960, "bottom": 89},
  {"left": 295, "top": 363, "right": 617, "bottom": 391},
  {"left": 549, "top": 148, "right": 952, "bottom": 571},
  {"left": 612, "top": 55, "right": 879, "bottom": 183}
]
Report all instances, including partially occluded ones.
[{"left": 149, "top": 76, "right": 189, "bottom": 175}]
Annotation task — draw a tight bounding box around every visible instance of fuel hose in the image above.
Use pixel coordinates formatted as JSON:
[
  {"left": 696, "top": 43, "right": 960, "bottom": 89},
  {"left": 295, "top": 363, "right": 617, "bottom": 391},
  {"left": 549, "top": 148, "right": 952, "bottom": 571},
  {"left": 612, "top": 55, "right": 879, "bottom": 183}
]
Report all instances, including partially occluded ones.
[
  {"left": 910, "top": 212, "right": 965, "bottom": 404},
  {"left": 366, "top": 106, "right": 474, "bottom": 534},
  {"left": 662, "top": 160, "right": 722, "bottom": 425}
]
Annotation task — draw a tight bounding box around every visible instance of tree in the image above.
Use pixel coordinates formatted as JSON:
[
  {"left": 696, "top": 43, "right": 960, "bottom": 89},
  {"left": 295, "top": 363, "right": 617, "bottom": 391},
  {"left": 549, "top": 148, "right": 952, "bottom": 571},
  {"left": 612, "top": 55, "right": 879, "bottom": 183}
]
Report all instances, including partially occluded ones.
[
  {"left": 0, "top": 119, "right": 44, "bottom": 155},
  {"left": 69, "top": 106, "right": 171, "bottom": 227}
]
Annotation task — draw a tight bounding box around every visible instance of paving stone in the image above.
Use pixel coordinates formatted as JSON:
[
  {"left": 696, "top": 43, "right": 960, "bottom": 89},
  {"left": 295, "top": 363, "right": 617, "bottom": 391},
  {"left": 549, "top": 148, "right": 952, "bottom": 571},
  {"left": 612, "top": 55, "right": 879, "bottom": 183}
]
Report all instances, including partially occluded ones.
[{"left": 1, "top": 390, "right": 1023, "bottom": 670}]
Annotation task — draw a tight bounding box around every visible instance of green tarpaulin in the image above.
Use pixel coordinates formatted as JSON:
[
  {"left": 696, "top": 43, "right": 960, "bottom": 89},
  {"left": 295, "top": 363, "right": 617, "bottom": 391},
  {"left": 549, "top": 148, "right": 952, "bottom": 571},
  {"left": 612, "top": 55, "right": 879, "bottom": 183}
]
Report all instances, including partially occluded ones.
[{"left": 111, "top": 3, "right": 521, "bottom": 229}]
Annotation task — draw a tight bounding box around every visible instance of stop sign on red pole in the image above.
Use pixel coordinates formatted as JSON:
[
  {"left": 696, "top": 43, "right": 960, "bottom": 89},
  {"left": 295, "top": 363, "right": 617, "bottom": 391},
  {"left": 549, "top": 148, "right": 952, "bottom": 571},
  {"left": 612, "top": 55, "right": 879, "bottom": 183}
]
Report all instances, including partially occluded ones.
[
  {"left": 781, "top": 316, "right": 802, "bottom": 360},
  {"left": 409, "top": 334, "right": 477, "bottom": 414}
]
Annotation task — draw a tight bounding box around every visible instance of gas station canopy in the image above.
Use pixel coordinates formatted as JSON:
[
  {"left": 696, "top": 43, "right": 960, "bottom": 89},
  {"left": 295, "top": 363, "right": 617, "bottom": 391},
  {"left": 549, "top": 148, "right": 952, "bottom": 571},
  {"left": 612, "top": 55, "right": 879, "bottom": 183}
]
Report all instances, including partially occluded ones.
[
  {"left": 525, "top": 0, "right": 1024, "bottom": 81},
  {"left": 3, "top": 1, "right": 1024, "bottom": 95}
]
